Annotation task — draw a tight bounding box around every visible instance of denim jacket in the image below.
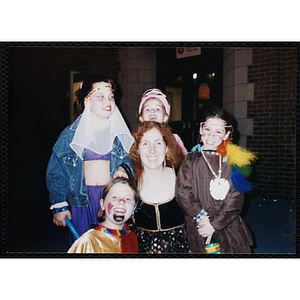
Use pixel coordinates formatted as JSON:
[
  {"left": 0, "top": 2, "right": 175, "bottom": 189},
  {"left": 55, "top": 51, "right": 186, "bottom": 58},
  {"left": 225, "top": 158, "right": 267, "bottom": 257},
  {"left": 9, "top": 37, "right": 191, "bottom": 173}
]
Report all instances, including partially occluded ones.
[{"left": 46, "top": 116, "right": 133, "bottom": 214}]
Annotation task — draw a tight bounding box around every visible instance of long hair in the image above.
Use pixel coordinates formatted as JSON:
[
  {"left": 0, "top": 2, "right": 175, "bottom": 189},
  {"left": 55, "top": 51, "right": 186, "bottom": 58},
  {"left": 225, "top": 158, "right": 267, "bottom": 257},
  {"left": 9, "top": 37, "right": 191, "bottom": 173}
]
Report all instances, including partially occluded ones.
[
  {"left": 74, "top": 74, "right": 116, "bottom": 115},
  {"left": 129, "top": 121, "right": 183, "bottom": 182}
]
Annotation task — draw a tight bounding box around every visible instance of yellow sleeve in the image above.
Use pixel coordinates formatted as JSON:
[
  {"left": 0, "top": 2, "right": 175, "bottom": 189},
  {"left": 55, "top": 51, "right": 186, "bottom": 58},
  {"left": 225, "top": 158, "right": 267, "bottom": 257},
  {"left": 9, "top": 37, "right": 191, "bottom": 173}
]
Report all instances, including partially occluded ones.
[{"left": 67, "top": 229, "right": 122, "bottom": 253}]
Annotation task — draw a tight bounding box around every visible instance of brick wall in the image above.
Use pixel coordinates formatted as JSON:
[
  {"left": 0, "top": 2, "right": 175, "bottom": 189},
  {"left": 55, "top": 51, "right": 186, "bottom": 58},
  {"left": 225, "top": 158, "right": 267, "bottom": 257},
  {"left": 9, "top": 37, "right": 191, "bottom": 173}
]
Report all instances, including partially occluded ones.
[{"left": 247, "top": 48, "right": 297, "bottom": 200}]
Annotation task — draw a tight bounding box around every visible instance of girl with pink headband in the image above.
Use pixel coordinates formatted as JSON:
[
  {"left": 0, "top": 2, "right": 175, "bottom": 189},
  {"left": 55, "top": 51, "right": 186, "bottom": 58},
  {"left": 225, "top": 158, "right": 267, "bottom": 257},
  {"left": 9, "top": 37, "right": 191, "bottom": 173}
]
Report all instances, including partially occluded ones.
[{"left": 138, "top": 88, "right": 188, "bottom": 155}]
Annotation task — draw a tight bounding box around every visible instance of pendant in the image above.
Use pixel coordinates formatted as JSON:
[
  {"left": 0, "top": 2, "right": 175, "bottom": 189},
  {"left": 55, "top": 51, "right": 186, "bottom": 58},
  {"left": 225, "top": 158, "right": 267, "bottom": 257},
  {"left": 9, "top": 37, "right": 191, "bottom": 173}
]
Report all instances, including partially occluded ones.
[{"left": 209, "top": 178, "right": 230, "bottom": 200}]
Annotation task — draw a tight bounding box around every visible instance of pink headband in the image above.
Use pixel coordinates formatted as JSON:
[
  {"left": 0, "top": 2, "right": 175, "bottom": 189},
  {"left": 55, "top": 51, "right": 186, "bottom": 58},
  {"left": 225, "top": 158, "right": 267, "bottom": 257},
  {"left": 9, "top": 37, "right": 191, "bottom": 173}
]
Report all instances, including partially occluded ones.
[{"left": 139, "top": 88, "right": 170, "bottom": 116}]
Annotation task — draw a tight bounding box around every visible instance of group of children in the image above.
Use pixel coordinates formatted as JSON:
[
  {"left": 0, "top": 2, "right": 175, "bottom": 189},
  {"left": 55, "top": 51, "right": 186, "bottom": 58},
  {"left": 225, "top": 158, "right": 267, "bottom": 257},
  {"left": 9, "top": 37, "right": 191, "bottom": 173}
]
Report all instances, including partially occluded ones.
[{"left": 46, "top": 74, "right": 256, "bottom": 254}]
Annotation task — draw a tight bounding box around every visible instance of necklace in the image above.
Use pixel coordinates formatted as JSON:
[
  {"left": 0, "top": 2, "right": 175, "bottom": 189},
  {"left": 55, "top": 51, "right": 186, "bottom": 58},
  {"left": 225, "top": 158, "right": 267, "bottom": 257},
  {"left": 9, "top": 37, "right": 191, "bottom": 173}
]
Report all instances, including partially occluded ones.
[{"left": 201, "top": 150, "right": 229, "bottom": 200}]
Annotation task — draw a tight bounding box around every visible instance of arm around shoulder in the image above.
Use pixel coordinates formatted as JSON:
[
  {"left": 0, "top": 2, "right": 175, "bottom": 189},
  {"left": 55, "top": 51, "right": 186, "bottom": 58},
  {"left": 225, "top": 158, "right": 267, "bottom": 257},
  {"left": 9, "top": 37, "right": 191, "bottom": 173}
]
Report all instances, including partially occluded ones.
[{"left": 173, "top": 133, "right": 188, "bottom": 155}]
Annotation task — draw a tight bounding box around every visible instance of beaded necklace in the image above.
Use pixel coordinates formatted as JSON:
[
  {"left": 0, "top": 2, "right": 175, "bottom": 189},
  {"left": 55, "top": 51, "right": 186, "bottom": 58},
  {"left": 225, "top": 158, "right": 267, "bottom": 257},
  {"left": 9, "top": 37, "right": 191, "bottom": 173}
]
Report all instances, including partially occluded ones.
[{"left": 201, "top": 150, "right": 230, "bottom": 200}]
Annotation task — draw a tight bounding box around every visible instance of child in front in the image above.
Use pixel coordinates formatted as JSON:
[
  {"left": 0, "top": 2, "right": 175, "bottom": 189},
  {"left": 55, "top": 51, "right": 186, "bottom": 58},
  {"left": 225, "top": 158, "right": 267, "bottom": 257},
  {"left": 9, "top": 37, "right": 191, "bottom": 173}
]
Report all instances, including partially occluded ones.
[
  {"left": 176, "top": 107, "right": 256, "bottom": 253},
  {"left": 68, "top": 177, "right": 138, "bottom": 253}
]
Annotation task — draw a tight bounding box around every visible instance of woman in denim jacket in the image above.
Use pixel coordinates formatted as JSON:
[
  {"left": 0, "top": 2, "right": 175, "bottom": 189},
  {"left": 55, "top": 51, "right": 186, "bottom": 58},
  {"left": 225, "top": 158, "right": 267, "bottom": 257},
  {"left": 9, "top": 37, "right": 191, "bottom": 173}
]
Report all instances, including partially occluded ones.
[{"left": 46, "top": 74, "right": 133, "bottom": 244}]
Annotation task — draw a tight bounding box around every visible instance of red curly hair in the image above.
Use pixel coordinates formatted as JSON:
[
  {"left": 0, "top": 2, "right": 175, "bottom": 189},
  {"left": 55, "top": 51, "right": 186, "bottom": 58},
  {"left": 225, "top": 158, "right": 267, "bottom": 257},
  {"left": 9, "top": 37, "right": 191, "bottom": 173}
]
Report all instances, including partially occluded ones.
[{"left": 129, "top": 122, "right": 183, "bottom": 182}]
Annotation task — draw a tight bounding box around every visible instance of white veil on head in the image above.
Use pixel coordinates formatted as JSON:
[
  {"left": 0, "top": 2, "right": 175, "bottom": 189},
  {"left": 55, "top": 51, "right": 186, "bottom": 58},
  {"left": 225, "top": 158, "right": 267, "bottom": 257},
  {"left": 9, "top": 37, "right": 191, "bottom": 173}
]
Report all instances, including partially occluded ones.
[{"left": 70, "top": 100, "right": 133, "bottom": 159}]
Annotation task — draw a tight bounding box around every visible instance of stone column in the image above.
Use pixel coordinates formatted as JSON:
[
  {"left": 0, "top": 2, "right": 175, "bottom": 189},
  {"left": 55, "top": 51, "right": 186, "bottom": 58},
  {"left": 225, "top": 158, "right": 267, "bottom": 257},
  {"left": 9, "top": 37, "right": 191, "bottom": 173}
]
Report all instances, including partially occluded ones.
[
  {"left": 223, "top": 48, "right": 254, "bottom": 147},
  {"left": 118, "top": 48, "right": 156, "bottom": 130}
]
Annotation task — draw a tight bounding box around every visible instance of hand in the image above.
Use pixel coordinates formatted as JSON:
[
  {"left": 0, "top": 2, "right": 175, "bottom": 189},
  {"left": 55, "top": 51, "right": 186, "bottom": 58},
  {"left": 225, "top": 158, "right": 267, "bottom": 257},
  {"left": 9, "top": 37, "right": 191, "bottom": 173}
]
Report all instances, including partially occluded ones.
[
  {"left": 53, "top": 210, "right": 71, "bottom": 227},
  {"left": 113, "top": 167, "right": 128, "bottom": 179},
  {"left": 197, "top": 217, "right": 215, "bottom": 243},
  {"left": 205, "top": 232, "right": 214, "bottom": 245}
]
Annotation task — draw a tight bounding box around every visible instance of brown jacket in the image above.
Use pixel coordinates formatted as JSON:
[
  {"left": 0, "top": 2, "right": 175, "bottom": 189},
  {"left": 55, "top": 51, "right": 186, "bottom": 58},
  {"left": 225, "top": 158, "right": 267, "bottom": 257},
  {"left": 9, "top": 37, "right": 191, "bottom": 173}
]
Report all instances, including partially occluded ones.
[{"left": 176, "top": 151, "right": 253, "bottom": 254}]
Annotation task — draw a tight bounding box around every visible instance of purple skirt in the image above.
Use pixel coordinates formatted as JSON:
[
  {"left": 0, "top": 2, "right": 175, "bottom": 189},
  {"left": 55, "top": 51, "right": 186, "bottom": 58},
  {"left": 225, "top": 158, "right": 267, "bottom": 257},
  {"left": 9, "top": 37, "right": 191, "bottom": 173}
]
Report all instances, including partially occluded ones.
[{"left": 69, "top": 185, "right": 105, "bottom": 245}]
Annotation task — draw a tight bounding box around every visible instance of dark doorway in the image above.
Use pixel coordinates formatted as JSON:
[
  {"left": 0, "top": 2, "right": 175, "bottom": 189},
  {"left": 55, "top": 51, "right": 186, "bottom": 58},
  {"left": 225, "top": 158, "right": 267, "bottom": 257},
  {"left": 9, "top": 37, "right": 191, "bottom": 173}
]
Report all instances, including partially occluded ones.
[
  {"left": 57, "top": 60, "right": 89, "bottom": 124},
  {"left": 7, "top": 52, "right": 89, "bottom": 252},
  {"left": 156, "top": 47, "right": 223, "bottom": 150}
]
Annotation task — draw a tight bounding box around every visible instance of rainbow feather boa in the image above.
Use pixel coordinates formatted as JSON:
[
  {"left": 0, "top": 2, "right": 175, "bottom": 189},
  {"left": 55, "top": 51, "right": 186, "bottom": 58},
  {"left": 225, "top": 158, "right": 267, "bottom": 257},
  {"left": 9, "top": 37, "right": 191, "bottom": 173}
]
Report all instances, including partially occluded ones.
[{"left": 191, "top": 137, "right": 257, "bottom": 193}]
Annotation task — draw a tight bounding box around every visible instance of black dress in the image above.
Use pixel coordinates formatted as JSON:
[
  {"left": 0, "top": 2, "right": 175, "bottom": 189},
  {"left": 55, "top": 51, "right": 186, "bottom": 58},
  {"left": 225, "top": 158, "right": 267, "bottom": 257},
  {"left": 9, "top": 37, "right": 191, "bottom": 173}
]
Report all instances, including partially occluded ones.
[{"left": 134, "top": 194, "right": 190, "bottom": 254}]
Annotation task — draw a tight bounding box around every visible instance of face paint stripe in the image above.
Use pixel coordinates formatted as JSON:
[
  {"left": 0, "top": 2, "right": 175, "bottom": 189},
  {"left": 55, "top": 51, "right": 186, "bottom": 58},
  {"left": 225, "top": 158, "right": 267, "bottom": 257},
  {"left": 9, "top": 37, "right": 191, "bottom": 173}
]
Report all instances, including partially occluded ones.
[{"left": 107, "top": 202, "right": 113, "bottom": 215}]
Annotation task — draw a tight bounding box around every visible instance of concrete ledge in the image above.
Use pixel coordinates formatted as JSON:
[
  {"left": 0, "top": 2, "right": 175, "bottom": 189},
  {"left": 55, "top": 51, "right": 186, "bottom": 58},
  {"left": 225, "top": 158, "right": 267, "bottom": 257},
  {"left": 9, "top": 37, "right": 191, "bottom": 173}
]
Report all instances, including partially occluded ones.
[
  {"left": 223, "top": 85, "right": 234, "bottom": 104},
  {"left": 234, "top": 101, "right": 248, "bottom": 119},
  {"left": 234, "top": 48, "right": 252, "bottom": 67},
  {"left": 237, "top": 118, "right": 253, "bottom": 136},
  {"left": 234, "top": 83, "right": 254, "bottom": 101},
  {"left": 234, "top": 66, "right": 248, "bottom": 84}
]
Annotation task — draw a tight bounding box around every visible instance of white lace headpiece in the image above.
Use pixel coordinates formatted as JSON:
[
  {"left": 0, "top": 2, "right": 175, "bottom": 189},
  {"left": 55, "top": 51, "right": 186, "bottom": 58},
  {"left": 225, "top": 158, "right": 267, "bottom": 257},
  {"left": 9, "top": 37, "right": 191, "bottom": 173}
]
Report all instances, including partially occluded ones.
[{"left": 70, "top": 100, "right": 133, "bottom": 159}]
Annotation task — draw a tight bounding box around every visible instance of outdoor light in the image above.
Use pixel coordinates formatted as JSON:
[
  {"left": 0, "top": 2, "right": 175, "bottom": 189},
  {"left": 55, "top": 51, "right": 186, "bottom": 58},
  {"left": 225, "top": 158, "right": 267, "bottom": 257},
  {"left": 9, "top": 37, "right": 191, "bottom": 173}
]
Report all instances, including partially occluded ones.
[{"left": 193, "top": 73, "right": 197, "bottom": 79}]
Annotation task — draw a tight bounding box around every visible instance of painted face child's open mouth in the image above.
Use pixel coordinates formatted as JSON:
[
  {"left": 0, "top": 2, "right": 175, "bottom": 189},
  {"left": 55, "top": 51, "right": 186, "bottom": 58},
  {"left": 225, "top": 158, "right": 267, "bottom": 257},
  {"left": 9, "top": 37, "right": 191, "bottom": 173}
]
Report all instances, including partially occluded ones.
[{"left": 113, "top": 207, "right": 126, "bottom": 222}]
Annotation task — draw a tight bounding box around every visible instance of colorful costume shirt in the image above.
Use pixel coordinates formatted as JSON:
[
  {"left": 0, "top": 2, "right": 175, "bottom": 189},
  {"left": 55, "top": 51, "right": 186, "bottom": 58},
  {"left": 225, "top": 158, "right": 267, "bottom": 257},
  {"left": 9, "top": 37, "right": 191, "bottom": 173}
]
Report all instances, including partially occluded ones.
[{"left": 67, "top": 223, "right": 139, "bottom": 253}]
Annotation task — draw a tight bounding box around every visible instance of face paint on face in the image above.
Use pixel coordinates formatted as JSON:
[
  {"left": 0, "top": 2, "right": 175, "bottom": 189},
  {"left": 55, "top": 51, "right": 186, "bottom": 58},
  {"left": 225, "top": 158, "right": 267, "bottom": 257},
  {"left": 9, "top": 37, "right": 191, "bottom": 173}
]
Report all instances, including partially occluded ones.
[
  {"left": 112, "top": 204, "right": 135, "bottom": 223},
  {"left": 112, "top": 198, "right": 127, "bottom": 222},
  {"left": 113, "top": 215, "right": 125, "bottom": 222},
  {"left": 107, "top": 202, "right": 114, "bottom": 215},
  {"left": 101, "top": 182, "right": 136, "bottom": 229},
  {"left": 200, "top": 117, "right": 230, "bottom": 150}
]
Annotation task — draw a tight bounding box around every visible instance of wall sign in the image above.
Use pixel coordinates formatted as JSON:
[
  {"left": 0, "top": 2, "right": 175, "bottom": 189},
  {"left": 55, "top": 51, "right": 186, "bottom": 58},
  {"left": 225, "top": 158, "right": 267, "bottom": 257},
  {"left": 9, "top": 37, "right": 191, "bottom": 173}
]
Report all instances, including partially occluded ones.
[{"left": 176, "top": 47, "right": 201, "bottom": 59}]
